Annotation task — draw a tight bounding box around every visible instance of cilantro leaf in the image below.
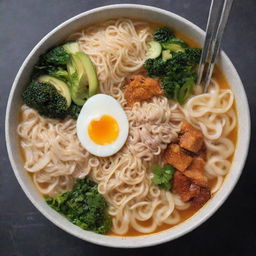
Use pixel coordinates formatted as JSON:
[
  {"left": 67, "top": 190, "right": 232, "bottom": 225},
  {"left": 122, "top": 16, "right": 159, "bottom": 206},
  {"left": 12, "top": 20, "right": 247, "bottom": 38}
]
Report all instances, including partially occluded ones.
[{"left": 152, "top": 164, "right": 175, "bottom": 190}]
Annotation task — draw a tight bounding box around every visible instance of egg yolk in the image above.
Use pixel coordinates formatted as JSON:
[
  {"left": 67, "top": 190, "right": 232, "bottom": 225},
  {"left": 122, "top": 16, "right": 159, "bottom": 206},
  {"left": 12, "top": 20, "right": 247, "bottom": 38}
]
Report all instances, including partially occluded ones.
[{"left": 88, "top": 115, "right": 119, "bottom": 145}]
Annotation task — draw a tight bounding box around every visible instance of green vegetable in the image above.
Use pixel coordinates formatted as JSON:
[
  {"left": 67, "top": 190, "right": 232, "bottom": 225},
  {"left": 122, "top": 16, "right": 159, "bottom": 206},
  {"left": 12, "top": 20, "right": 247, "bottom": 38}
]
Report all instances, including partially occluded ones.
[
  {"left": 48, "top": 67, "right": 70, "bottom": 83},
  {"left": 144, "top": 49, "right": 200, "bottom": 80},
  {"left": 34, "top": 42, "right": 80, "bottom": 78},
  {"left": 46, "top": 178, "right": 112, "bottom": 234},
  {"left": 67, "top": 53, "right": 89, "bottom": 106},
  {"left": 67, "top": 103, "right": 82, "bottom": 120},
  {"left": 22, "top": 76, "right": 81, "bottom": 120},
  {"left": 37, "top": 75, "right": 71, "bottom": 107},
  {"left": 177, "top": 78, "right": 194, "bottom": 104},
  {"left": 144, "top": 33, "right": 202, "bottom": 104},
  {"left": 161, "top": 77, "right": 180, "bottom": 100},
  {"left": 24, "top": 41, "right": 99, "bottom": 119},
  {"left": 162, "top": 43, "right": 184, "bottom": 53},
  {"left": 153, "top": 27, "right": 174, "bottom": 43},
  {"left": 161, "top": 38, "right": 188, "bottom": 53},
  {"left": 66, "top": 51, "right": 99, "bottom": 106},
  {"left": 33, "top": 64, "right": 69, "bottom": 81},
  {"left": 22, "top": 80, "right": 69, "bottom": 119},
  {"left": 159, "top": 49, "right": 200, "bottom": 103},
  {"left": 169, "top": 48, "right": 201, "bottom": 68},
  {"left": 63, "top": 41, "right": 80, "bottom": 54},
  {"left": 76, "top": 52, "right": 99, "bottom": 99},
  {"left": 162, "top": 50, "right": 172, "bottom": 62},
  {"left": 146, "top": 41, "right": 162, "bottom": 59},
  {"left": 37, "top": 42, "right": 80, "bottom": 68},
  {"left": 39, "top": 45, "right": 70, "bottom": 67},
  {"left": 144, "top": 58, "right": 167, "bottom": 77},
  {"left": 152, "top": 164, "right": 175, "bottom": 190},
  {"left": 183, "top": 48, "right": 202, "bottom": 65}
]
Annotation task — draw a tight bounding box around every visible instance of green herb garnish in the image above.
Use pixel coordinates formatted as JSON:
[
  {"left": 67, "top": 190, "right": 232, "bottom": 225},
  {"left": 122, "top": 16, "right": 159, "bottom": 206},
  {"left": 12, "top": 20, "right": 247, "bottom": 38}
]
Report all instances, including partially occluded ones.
[
  {"left": 152, "top": 164, "right": 175, "bottom": 190},
  {"left": 46, "top": 178, "right": 112, "bottom": 234}
]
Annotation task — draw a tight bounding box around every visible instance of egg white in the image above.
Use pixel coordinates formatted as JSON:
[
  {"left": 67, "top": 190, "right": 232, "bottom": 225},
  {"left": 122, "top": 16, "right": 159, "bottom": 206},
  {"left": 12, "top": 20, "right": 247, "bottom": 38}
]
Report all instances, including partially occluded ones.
[{"left": 76, "top": 94, "right": 129, "bottom": 157}]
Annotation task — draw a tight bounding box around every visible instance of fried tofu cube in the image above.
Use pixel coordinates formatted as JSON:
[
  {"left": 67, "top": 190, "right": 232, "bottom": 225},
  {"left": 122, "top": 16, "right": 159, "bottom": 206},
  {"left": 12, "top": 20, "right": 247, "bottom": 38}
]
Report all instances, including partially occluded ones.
[
  {"left": 173, "top": 171, "right": 200, "bottom": 202},
  {"left": 173, "top": 171, "right": 211, "bottom": 207},
  {"left": 179, "top": 122, "right": 204, "bottom": 153},
  {"left": 164, "top": 144, "right": 193, "bottom": 172},
  {"left": 198, "top": 143, "right": 207, "bottom": 161},
  {"left": 192, "top": 187, "right": 211, "bottom": 209},
  {"left": 184, "top": 157, "right": 208, "bottom": 187}
]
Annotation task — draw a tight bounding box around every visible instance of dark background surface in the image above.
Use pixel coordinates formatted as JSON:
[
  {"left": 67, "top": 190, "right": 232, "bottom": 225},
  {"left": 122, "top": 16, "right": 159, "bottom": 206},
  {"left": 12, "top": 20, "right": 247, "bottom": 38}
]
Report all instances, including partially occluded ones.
[{"left": 1, "top": 0, "right": 256, "bottom": 255}]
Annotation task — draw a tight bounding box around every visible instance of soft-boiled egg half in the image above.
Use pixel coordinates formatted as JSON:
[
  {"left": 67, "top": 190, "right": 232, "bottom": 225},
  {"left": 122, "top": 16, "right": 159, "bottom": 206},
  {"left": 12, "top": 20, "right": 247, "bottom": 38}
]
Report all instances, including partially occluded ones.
[{"left": 76, "top": 94, "right": 129, "bottom": 157}]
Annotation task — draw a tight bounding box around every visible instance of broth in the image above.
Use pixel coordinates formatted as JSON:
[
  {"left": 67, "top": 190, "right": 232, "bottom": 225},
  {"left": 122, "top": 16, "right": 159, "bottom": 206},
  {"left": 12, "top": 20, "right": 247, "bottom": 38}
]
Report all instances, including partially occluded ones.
[
  {"left": 110, "top": 66, "right": 237, "bottom": 237},
  {"left": 110, "top": 28, "right": 237, "bottom": 237},
  {"left": 18, "top": 20, "right": 238, "bottom": 237}
]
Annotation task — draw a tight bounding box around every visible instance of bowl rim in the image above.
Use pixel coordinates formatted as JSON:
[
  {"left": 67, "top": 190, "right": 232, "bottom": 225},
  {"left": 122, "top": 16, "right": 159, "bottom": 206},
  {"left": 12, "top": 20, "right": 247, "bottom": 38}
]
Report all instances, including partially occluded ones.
[{"left": 5, "top": 4, "right": 251, "bottom": 248}]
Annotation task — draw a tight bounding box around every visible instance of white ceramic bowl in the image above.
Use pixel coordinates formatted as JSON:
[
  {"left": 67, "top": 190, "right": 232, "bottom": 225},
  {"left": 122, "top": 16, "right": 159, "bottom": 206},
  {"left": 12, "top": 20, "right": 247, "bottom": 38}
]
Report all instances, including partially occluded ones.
[{"left": 5, "top": 4, "right": 250, "bottom": 248}]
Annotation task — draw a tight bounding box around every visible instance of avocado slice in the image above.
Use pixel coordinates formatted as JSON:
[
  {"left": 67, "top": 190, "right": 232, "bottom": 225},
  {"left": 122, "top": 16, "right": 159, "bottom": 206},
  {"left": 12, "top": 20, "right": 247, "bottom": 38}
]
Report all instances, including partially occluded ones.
[
  {"left": 76, "top": 52, "right": 99, "bottom": 97},
  {"left": 37, "top": 75, "right": 71, "bottom": 107},
  {"left": 67, "top": 54, "right": 89, "bottom": 106},
  {"left": 63, "top": 42, "right": 80, "bottom": 55},
  {"left": 66, "top": 48, "right": 99, "bottom": 106}
]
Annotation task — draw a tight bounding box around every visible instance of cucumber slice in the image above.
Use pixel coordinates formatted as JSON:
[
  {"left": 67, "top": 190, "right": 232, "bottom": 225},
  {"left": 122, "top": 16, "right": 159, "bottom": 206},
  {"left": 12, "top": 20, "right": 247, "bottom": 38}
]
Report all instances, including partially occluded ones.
[
  {"left": 162, "top": 39, "right": 188, "bottom": 53},
  {"left": 162, "top": 50, "right": 172, "bottom": 61},
  {"left": 146, "top": 41, "right": 162, "bottom": 59},
  {"left": 37, "top": 75, "right": 71, "bottom": 107}
]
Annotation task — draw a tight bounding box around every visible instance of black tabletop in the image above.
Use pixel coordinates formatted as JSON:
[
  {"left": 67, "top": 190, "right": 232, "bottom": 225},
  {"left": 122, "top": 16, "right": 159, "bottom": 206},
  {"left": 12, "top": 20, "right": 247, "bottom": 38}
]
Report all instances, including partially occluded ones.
[{"left": 1, "top": 0, "right": 256, "bottom": 255}]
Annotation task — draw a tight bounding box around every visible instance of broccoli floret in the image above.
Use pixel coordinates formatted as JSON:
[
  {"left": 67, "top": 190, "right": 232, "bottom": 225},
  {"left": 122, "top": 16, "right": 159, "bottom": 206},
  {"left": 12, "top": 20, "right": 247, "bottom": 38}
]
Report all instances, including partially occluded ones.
[
  {"left": 173, "top": 47, "right": 201, "bottom": 64},
  {"left": 48, "top": 67, "right": 70, "bottom": 83},
  {"left": 145, "top": 27, "right": 202, "bottom": 105},
  {"left": 153, "top": 27, "right": 174, "bottom": 43},
  {"left": 144, "top": 48, "right": 201, "bottom": 104},
  {"left": 144, "top": 58, "right": 167, "bottom": 77},
  {"left": 144, "top": 49, "right": 201, "bottom": 79},
  {"left": 33, "top": 43, "right": 80, "bottom": 80},
  {"left": 33, "top": 46, "right": 70, "bottom": 79},
  {"left": 22, "top": 80, "right": 68, "bottom": 119},
  {"left": 39, "top": 46, "right": 70, "bottom": 67},
  {"left": 32, "top": 64, "right": 54, "bottom": 79},
  {"left": 164, "top": 48, "right": 201, "bottom": 78},
  {"left": 164, "top": 60, "right": 195, "bottom": 83},
  {"left": 161, "top": 77, "right": 180, "bottom": 100},
  {"left": 67, "top": 103, "right": 82, "bottom": 120},
  {"left": 184, "top": 48, "right": 202, "bottom": 65},
  {"left": 144, "top": 49, "right": 200, "bottom": 79},
  {"left": 33, "top": 66, "right": 70, "bottom": 82},
  {"left": 170, "top": 48, "right": 201, "bottom": 66},
  {"left": 162, "top": 53, "right": 197, "bottom": 103}
]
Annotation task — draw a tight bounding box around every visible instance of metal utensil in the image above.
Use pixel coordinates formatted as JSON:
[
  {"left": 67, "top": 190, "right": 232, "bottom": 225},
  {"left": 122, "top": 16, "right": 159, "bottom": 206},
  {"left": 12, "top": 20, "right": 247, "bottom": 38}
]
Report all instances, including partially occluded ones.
[{"left": 197, "top": 0, "right": 234, "bottom": 92}]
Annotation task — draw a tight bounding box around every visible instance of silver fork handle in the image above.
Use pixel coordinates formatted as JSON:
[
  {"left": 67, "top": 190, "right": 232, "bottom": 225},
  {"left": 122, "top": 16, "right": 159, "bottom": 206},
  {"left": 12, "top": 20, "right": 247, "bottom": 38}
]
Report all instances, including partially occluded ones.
[{"left": 197, "top": 0, "right": 234, "bottom": 92}]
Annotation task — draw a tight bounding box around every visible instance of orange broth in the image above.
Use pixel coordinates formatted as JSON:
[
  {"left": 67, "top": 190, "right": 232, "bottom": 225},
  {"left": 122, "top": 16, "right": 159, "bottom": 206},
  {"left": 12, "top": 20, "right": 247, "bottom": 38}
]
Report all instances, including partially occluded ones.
[
  {"left": 109, "top": 28, "right": 238, "bottom": 237},
  {"left": 19, "top": 21, "right": 238, "bottom": 237}
]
